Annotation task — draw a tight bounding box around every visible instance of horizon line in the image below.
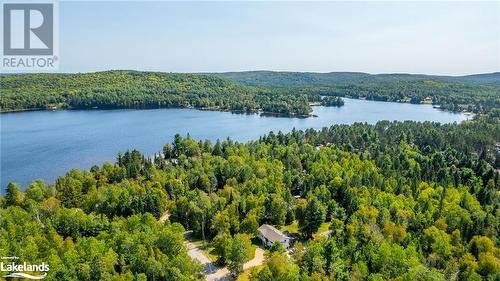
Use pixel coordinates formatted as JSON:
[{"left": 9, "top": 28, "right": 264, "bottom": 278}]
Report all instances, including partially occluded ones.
[{"left": 2, "top": 69, "right": 499, "bottom": 78}]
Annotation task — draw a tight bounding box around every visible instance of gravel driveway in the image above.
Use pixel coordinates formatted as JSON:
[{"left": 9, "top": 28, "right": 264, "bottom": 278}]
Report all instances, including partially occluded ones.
[{"left": 184, "top": 231, "right": 266, "bottom": 281}]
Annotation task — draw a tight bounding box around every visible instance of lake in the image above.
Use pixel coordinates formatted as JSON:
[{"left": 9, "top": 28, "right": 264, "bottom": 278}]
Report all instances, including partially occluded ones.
[{"left": 0, "top": 98, "right": 471, "bottom": 189}]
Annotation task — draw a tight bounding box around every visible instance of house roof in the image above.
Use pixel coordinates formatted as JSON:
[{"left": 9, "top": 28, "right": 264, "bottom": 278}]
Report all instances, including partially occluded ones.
[{"left": 258, "top": 224, "right": 288, "bottom": 243}]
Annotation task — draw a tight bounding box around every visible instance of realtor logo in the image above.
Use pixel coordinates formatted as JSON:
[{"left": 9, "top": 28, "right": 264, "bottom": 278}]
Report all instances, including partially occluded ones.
[
  {"left": 2, "top": 1, "right": 58, "bottom": 70},
  {"left": 1, "top": 256, "right": 49, "bottom": 280},
  {"left": 3, "top": 3, "right": 53, "bottom": 55}
]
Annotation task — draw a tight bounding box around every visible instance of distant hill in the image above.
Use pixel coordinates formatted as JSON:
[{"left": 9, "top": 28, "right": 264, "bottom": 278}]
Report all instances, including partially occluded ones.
[
  {"left": 210, "top": 71, "right": 500, "bottom": 87},
  {"left": 450, "top": 72, "right": 500, "bottom": 85},
  {"left": 211, "top": 71, "right": 369, "bottom": 87},
  {"left": 2, "top": 70, "right": 498, "bottom": 115},
  {"left": 210, "top": 71, "right": 500, "bottom": 113}
]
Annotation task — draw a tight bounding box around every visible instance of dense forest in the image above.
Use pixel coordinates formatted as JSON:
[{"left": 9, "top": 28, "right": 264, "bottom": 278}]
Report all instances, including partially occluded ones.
[
  {"left": 2, "top": 108, "right": 499, "bottom": 280},
  {"left": 214, "top": 71, "right": 500, "bottom": 113},
  {"left": 2, "top": 71, "right": 499, "bottom": 116},
  {"left": 1, "top": 70, "right": 499, "bottom": 280},
  {"left": 0, "top": 71, "right": 312, "bottom": 116},
  {"left": 212, "top": 71, "right": 500, "bottom": 87}
]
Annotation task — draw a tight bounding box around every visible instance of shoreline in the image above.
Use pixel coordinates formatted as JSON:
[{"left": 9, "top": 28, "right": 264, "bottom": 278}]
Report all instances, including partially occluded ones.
[
  {"left": 0, "top": 105, "right": 315, "bottom": 119},
  {"left": 0, "top": 97, "right": 475, "bottom": 118}
]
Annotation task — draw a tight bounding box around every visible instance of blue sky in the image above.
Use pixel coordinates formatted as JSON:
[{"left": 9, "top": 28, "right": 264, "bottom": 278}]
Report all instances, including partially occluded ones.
[{"left": 59, "top": 1, "right": 499, "bottom": 75}]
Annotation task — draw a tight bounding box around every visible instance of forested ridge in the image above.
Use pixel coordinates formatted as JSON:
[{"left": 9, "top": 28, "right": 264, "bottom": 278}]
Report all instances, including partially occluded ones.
[
  {"left": 212, "top": 71, "right": 500, "bottom": 87},
  {"left": 0, "top": 71, "right": 312, "bottom": 116},
  {"left": 2, "top": 109, "right": 499, "bottom": 280},
  {"left": 2, "top": 70, "right": 500, "bottom": 116},
  {"left": 213, "top": 71, "right": 500, "bottom": 113}
]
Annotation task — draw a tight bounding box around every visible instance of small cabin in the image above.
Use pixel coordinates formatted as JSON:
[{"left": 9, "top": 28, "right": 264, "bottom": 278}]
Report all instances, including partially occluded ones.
[{"left": 257, "top": 224, "right": 291, "bottom": 249}]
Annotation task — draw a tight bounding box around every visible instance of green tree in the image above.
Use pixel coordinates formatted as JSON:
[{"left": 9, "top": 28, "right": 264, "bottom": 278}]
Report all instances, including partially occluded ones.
[
  {"left": 252, "top": 252, "right": 299, "bottom": 281},
  {"left": 227, "top": 234, "right": 249, "bottom": 276},
  {"left": 300, "top": 196, "right": 326, "bottom": 237},
  {"left": 4, "top": 182, "right": 23, "bottom": 206}
]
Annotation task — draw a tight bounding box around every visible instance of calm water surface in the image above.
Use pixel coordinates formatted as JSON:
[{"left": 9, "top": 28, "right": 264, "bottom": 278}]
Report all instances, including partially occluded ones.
[{"left": 1, "top": 98, "right": 470, "bottom": 188}]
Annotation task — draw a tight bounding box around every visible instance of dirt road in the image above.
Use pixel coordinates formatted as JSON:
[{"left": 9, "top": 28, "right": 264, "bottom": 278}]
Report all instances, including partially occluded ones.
[
  {"left": 184, "top": 231, "right": 265, "bottom": 281},
  {"left": 243, "top": 247, "right": 265, "bottom": 270}
]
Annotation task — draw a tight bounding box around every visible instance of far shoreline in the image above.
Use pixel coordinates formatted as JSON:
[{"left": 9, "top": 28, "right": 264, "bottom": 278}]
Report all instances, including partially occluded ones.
[{"left": 0, "top": 96, "right": 476, "bottom": 119}]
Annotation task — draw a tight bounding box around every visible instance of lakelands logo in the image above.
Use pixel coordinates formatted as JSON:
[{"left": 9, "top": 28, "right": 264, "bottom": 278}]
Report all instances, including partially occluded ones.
[
  {"left": 1, "top": 0, "right": 59, "bottom": 71},
  {"left": 1, "top": 257, "right": 49, "bottom": 279}
]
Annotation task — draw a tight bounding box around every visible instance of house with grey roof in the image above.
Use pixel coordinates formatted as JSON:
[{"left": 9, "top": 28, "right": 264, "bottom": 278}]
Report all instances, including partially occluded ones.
[{"left": 257, "top": 224, "right": 291, "bottom": 249}]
